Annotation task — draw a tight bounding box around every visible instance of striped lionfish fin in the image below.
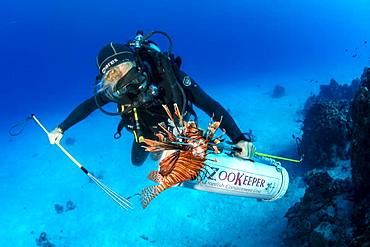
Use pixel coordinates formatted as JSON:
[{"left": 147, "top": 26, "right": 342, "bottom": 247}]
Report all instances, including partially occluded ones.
[
  {"left": 141, "top": 185, "right": 166, "bottom": 209},
  {"left": 159, "top": 150, "right": 180, "bottom": 176},
  {"left": 148, "top": 171, "right": 163, "bottom": 183}
]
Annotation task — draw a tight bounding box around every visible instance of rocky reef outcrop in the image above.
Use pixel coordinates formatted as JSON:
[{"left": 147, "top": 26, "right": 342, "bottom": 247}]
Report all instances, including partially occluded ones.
[
  {"left": 283, "top": 171, "right": 353, "bottom": 246},
  {"left": 304, "top": 78, "right": 360, "bottom": 112},
  {"left": 301, "top": 101, "right": 352, "bottom": 167},
  {"left": 283, "top": 68, "right": 370, "bottom": 247},
  {"left": 301, "top": 77, "right": 360, "bottom": 168}
]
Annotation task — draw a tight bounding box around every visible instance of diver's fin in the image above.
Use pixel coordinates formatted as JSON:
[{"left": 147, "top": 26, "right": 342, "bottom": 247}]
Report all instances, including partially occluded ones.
[
  {"left": 148, "top": 171, "right": 163, "bottom": 183},
  {"left": 141, "top": 186, "right": 160, "bottom": 209}
]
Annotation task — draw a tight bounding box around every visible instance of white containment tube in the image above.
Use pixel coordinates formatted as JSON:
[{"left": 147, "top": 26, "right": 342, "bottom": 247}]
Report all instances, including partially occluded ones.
[{"left": 178, "top": 153, "right": 289, "bottom": 201}]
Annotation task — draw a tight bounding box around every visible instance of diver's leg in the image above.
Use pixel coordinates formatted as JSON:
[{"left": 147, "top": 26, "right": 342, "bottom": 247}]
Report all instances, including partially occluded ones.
[{"left": 131, "top": 140, "right": 149, "bottom": 166}]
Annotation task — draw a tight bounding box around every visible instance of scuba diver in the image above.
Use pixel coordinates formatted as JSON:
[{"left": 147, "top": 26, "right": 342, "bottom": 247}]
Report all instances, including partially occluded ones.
[{"left": 48, "top": 31, "right": 255, "bottom": 166}]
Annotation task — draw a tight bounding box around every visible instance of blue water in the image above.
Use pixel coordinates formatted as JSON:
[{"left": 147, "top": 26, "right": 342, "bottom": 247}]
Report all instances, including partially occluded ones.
[{"left": 1, "top": 0, "right": 369, "bottom": 246}]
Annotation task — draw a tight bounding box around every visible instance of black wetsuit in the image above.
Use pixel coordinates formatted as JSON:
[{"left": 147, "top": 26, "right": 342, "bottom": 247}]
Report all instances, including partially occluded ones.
[{"left": 58, "top": 70, "right": 249, "bottom": 166}]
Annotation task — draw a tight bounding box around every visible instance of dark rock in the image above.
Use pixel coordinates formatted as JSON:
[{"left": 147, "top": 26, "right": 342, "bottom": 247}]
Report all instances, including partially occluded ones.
[
  {"left": 350, "top": 67, "right": 370, "bottom": 246},
  {"left": 309, "top": 222, "right": 335, "bottom": 246},
  {"left": 139, "top": 236, "right": 154, "bottom": 244},
  {"left": 55, "top": 201, "right": 76, "bottom": 213},
  {"left": 65, "top": 200, "right": 76, "bottom": 211},
  {"left": 35, "top": 232, "right": 55, "bottom": 247},
  {"left": 283, "top": 171, "right": 353, "bottom": 246},
  {"left": 271, "top": 84, "right": 286, "bottom": 98},
  {"left": 54, "top": 204, "right": 64, "bottom": 214},
  {"left": 140, "top": 235, "right": 149, "bottom": 241},
  {"left": 351, "top": 67, "right": 370, "bottom": 198},
  {"left": 351, "top": 194, "right": 370, "bottom": 246}
]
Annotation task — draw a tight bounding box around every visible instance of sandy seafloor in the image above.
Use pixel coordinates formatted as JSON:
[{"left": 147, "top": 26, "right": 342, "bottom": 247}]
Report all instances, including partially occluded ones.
[{"left": 0, "top": 71, "right": 358, "bottom": 246}]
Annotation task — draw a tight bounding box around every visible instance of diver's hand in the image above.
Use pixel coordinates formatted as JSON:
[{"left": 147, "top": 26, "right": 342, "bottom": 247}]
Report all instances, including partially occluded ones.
[
  {"left": 48, "top": 127, "right": 63, "bottom": 144},
  {"left": 234, "top": 140, "right": 256, "bottom": 160}
]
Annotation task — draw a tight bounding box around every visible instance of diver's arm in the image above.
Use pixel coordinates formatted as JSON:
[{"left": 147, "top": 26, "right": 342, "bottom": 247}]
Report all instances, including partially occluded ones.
[
  {"left": 178, "top": 72, "right": 250, "bottom": 143},
  {"left": 58, "top": 92, "right": 111, "bottom": 132}
]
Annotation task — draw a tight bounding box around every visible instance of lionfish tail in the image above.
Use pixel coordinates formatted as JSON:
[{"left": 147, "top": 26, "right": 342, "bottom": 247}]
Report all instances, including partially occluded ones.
[
  {"left": 148, "top": 171, "right": 163, "bottom": 183},
  {"left": 141, "top": 186, "right": 160, "bottom": 209}
]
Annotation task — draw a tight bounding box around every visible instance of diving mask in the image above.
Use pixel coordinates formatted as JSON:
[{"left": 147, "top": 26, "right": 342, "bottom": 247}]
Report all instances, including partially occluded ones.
[
  {"left": 102, "top": 61, "right": 135, "bottom": 85},
  {"left": 113, "top": 67, "right": 148, "bottom": 97}
]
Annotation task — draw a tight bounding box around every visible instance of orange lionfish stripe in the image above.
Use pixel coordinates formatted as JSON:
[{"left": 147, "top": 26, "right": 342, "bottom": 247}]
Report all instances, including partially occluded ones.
[{"left": 140, "top": 104, "right": 222, "bottom": 208}]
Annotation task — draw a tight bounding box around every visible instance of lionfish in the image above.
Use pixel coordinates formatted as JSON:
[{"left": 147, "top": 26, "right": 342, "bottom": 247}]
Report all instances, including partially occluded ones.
[{"left": 140, "top": 104, "right": 223, "bottom": 208}]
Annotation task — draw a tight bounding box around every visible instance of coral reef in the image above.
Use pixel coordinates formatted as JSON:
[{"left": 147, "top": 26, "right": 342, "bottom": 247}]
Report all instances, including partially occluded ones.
[
  {"left": 304, "top": 78, "right": 360, "bottom": 112},
  {"left": 300, "top": 76, "right": 359, "bottom": 168},
  {"left": 283, "top": 171, "right": 354, "bottom": 246},
  {"left": 301, "top": 101, "right": 352, "bottom": 167},
  {"left": 284, "top": 68, "right": 370, "bottom": 247}
]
